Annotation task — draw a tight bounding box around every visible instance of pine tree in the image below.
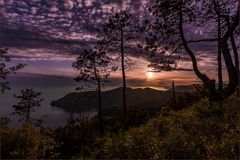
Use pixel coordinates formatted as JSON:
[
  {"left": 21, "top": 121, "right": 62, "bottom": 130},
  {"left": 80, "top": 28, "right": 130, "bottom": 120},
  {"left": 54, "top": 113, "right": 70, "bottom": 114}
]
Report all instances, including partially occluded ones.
[
  {"left": 98, "top": 10, "right": 135, "bottom": 121},
  {"left": 73, "top": 48, "right": 111, "bottom": 136},
  {"left": 12, "top": 88, "right": 44, "bottom": 123}
]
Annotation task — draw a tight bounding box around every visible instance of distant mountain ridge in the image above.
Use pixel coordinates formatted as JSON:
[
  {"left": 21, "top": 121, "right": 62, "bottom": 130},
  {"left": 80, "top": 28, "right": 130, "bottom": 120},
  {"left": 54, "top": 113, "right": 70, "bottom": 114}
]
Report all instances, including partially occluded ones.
[{"left": 51, "top": 86, "right": 194, "bottom": 112}]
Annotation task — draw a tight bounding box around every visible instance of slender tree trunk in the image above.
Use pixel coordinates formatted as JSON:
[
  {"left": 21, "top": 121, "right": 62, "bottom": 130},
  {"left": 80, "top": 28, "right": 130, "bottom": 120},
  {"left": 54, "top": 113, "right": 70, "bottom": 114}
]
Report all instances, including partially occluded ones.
[
  {"left": 238, "top": 84, "right": 240, "bottom": 113},
  {"left": 225, "top": 16, "right": 239, "bottom": 86},
  {"left": 97, "top": 80, "right": 104, "bottom": 136},
  {"left": 221, "top": 40, "right": 237, "bottom": 98},
  {"left": 217, "top": 3, "right": 223, "bottom": 91},
  {"left": 120, "top": 26, "right": 127, "bottom": 121},
  {"left": 238, "top": 52, "right": 240, "bottom": 113},
  {"left": 220, "top": 3, "right": 239, "bottom": 98},
  {"left": 216, "top": 2, "right": 223, "bottom": 108},
  {"left": 237, "top": 50, "right": 240, "bottom": 113},
  {"left": 230, "top": 33, "right": 239, "bottom": 85},
  {"left": 229, "top": 33, "right": 240, "bottom": 112},
  {"left": 172, "top": 81, "right": 176, "bottom": 108},
  {"left": 227, "top": 23, "right": 239, "bottom": 112},
  {"left": 93, "top": 60, "right": 104, "bottom": 136}
]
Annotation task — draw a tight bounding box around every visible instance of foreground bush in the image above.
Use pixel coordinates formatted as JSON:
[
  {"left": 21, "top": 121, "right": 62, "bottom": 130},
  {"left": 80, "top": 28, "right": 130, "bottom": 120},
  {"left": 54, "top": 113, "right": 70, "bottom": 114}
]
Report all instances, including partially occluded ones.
[
  {"left": 0, "top": 123, "right": 56, "bottom": 159},
  {"left": 90, "top": 96, "right": 240, "bottom": 159}
]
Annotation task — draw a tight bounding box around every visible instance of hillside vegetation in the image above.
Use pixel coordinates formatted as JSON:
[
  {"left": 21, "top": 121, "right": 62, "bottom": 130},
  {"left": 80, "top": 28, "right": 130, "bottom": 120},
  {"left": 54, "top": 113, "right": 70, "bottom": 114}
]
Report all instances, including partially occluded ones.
[
  {"left": 89, "top": 96, "right": 240, "bottom": 159},
  {"left": 1, "top": 92, "right": 239, "bottom": 159},
  {"left": 51, "top": 86, "right": 194, "bottom": 112}
]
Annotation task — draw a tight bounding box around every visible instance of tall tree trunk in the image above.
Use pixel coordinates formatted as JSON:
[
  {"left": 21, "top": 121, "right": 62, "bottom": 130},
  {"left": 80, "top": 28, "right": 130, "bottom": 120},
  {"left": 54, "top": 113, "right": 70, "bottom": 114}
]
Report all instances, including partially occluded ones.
[
  {"left": 172, "top": 81, "right": 176, "bottom": 108},
  {"left": 238, "top": 84, "right": 240, "bottom": 112},
  {"left": 97, "top": 80, "right": 104, "bottom": 137},
  {"left": 93, "top": 60, "right": 104, "bottom": 136},
  {"left": 217, "top": 2, "right": 223, "bottom": 91},
  {"left": 179, "top": 5, "right": 219, "bottom": 101},
  {"left": 229, "top": 32, "right": 239, "bottom": 86},
  {"left": 221, "top": 40, "right": 237, "bottom": 98},
  {"left": 120, "top": 26, "right": 127, "bottom": 121},
  {"left": 228, "top": 25, "right": 239, "bottom": 112},
  {"left": 225, "top": 16, "right": 239, "bottom": 86}
]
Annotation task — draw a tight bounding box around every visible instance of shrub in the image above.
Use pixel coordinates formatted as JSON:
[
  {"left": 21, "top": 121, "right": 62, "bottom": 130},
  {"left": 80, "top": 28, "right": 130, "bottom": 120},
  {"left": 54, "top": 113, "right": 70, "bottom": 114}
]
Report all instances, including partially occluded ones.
[
  {"left": 90, "top": 95, "right": 240, "bottom": 159},
  {"left": 0, "top": 123, "right": 56, "bottom": 159}
]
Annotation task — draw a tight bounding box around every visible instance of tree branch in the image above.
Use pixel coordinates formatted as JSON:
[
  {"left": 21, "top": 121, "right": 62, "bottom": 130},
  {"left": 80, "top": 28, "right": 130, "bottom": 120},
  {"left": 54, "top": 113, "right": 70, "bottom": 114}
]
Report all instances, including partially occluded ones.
[
  {"left": 226, "top": 16, "right": 239, "bottom": 85},
  {"left": 187, "top": 38, "right": 217, "bottom": 43},
  {"left": 179, "top": 4, "right": 211, "bottom": 84}
]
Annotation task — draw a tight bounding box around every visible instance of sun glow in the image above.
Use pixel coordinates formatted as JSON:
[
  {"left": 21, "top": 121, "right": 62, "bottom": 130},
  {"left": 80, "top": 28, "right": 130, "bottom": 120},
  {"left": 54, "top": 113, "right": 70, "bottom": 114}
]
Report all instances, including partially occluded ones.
[{"left": 146, "top": 71, "right": 154, "bottom": 79}]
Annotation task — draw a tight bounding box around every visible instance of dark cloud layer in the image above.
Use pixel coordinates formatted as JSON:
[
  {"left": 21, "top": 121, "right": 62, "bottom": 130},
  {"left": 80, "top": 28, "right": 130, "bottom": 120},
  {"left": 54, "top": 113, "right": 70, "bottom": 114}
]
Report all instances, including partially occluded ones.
[
  {"left": 1, "top": 0, "right": 222, "bottom": 60},
  {"left": 1, "top": 0, "right": 235, "bottom": 83},
  {"left": 1, "top": 0, "right": 151, "bottom": 57}
]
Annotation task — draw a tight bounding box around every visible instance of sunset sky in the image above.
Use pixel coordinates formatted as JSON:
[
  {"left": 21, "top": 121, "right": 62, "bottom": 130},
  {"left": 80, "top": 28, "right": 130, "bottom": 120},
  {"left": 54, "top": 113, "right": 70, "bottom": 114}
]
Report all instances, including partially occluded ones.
[{"left": 0, "top": 0, "right": 234, "bottom": 90}]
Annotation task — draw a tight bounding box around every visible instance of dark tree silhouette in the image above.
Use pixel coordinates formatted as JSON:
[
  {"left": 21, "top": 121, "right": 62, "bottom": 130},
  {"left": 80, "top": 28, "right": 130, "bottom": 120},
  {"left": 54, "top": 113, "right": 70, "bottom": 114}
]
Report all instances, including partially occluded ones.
[
  {"left": 199, "top": 0, "right": 239, "bottom": 91},
  {"left": 73, "top": 49, "right": 111, "bottom": 136},
  {"left": 215, "top": 0, "right": 224, "bottom": 91},
  {"left": 172, "top": 81, "right": 176, "bottom": 108},
  {"left": 148, "top": 0, "right": 239, "bottom": 101},
  {"left": 98, "top": 10, "right": 135, "bottom": 121},
  {"left": 12, "top": 88, "right": 44, "bottom": 123},
  {"left": 0, "top": 47, "right": 25, "bottom": 94}
]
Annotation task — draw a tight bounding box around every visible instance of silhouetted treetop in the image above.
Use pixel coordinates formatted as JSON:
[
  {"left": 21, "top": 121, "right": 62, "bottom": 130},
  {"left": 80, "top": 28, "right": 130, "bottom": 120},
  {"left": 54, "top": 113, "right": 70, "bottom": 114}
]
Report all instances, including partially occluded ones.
[
  {"left": 12, "top": 88, "right": 44, "bottom": 123},
  {"left": 73, "top": 48, "right": 111, "bottom": 85},
  {"left": 98, "top": 10, "right": 135, "bottom": 55},
  {"left": 0, "top": 47, "right": 26, "bottom": 94}
]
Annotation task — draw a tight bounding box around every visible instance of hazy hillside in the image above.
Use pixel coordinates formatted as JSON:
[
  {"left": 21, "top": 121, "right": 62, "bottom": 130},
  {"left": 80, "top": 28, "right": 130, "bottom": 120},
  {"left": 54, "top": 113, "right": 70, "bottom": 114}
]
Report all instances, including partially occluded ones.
[{"left": 51, "top": 86, "right": 193, "bottom": 112}]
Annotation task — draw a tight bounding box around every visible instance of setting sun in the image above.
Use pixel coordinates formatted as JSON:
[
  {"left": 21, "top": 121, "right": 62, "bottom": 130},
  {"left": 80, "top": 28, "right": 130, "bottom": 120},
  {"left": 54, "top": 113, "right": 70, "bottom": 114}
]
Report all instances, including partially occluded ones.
[{"left": 146, "top": 71, "right": 154, "bottom": 79}]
